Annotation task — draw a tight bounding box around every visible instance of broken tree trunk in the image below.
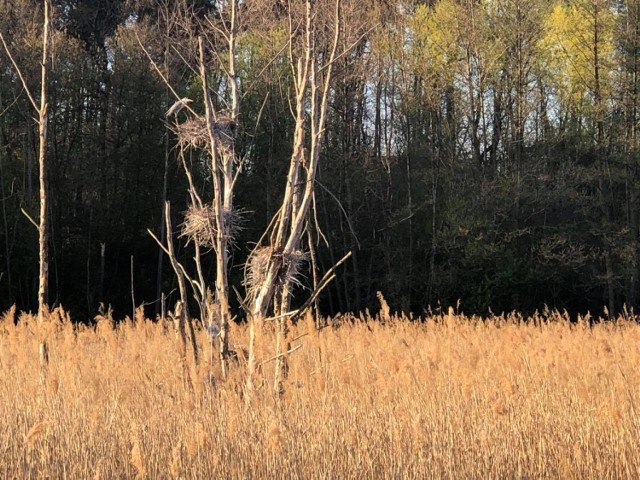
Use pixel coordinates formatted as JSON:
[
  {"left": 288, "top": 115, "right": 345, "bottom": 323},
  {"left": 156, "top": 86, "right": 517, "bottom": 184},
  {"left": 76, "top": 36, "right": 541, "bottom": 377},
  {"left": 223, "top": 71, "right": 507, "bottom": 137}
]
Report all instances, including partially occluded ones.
[{"left": 164, "top": 201, "right": 199, "bottom": 366}]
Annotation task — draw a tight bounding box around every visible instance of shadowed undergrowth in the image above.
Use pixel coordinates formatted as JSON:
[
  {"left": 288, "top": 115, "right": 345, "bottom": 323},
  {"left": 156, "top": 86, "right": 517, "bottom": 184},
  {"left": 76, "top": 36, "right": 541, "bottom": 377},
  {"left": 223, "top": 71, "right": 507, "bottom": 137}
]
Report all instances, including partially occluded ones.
[{"left": 1, "top": 306, "right": 639, "bottom": 478}]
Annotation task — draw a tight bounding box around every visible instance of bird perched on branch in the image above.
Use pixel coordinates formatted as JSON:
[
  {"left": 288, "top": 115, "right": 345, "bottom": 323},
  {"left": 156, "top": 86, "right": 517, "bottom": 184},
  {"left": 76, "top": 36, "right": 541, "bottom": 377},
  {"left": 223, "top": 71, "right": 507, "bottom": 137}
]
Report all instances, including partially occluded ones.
[{"left": 165, "top": 97, "right": 192, "bottom": 117}]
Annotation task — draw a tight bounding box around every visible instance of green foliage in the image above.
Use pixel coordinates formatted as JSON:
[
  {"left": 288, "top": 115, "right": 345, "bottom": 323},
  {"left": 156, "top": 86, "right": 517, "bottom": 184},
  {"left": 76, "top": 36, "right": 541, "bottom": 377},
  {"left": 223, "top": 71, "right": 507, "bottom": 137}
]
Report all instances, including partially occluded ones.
[{"left": 541, "top": 0, "right": 616, "bottom": 125}]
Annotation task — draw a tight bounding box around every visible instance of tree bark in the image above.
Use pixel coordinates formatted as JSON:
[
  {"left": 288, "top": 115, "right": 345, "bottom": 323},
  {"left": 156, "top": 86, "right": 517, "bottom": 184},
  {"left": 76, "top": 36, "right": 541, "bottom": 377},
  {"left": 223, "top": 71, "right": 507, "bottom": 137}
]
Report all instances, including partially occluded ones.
[
  {"left": 37, "top": 0, "right": 51, "bottom": 368},
  {"left": 199, "top": 35, "right": 233, "bottom": 378},
  {"left": 164, "top": 201, "right": 198, "bottom": 365}
]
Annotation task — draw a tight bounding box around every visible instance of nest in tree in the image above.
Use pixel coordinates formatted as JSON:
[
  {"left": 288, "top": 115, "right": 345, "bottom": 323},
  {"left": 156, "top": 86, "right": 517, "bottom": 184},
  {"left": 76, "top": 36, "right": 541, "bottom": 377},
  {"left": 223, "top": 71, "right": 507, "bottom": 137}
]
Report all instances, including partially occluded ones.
[
  {"left": 245, "top": 246, "right": 308, "bottom": 299},
  {"left": 180, "top": 204, "right": 244, "bottom": 248},
  {"left": 212, "top": 115, "right": 237, "bottom": 152},
  {"left": 174, "top": 115, "right": 236, "bottom": 152},
  {"left": 174, "top": 116, "right": 209, "bottom": 149},
  {"left": 180, "top": 204, "right": 215, "bottom": 247}
]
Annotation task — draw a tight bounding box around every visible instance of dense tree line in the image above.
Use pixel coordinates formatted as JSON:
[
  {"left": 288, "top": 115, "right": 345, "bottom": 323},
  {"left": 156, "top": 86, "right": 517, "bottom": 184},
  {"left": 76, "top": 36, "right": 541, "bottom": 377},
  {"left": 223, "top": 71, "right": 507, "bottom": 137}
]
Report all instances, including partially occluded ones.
[{"left": 1, "top": 0, "right": 640, "bottom": 319}]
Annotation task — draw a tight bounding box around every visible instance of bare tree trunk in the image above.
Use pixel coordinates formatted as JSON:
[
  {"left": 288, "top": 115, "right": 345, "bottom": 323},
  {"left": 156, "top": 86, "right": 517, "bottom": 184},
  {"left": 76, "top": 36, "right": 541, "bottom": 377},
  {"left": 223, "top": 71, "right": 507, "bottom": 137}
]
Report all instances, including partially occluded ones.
[
  {"left": 37, "top": 0, "right": 51, "bottom": 369},
  {"left": 199, "top": 37, "right": 232, "bottom": 378},
  {"left": 165, "top": 202, "right": 187, "bottom": 358},
  {"left": 164, "top": 201, "right": 198, "bottom": 365},
  {"left": 306, "top": 226, "right": 320, "bottom": 324},
  {"left": 172, "top": 300, "right": 187, "bottom": 362},
  {"left": 245, "top": 313, "right": 257, "bottom": 401},
  {"left": 156, "top": 85, "right": 170, "bottom": 318},
  {"left": 428, "top": 172, "right": 438, "bottom": 304},
  {"left": 156, "top": 27, "right": 171, "bottom": 316},
  {"left": 405, "top": 151, "right": 413, "bottom": 309},
  {"left": 247, "top": 0, "right": 342, "bottom": 392},
  {"left": 130, "top": 255, "right": 135, "bottom": 320},
  {"left": 99, "top": 242, "right": 105, "bottom": 304},
  {"left": 0, "top": 91, "right": 12, "bottom": 305},
  {"left": 217, "top": 0, "right": 240, "bottom": 378},
  {"left": 274, "top": 282, "right": 292, "bottom": 392},
  {"left": 85, "top": 211, "right": 92, "bottom": 312},
  {"left": 374, "top": 76, "right": 382, "bottom": 163},
  {"left": 252, "top": 1, "right": 338, "bottom": 318}
]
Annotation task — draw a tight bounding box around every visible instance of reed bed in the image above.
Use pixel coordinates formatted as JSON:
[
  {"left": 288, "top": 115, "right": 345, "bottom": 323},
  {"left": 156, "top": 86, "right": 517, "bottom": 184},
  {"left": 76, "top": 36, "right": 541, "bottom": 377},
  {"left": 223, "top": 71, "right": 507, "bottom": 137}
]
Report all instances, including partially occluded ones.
[{"left": 1, "top": 306, "right": 639, "bottom": 479}]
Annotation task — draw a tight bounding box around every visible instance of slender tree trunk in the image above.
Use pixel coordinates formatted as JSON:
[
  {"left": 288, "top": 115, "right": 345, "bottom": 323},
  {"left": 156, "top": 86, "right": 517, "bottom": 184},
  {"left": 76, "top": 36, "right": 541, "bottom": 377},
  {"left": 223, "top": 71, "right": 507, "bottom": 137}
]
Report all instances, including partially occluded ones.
[
  {"left": 306, "top": 226, "right": 320, "bottom": 323},
  {"left": 199, "top": 37, "right": 232, "bottom": 378},
  {"left": 99, "top": 242, "right": 105, "bottom": 304},
  {"left": 218, "top": 0, "right": 240, "bottom": 378},
  {"left": 0, "top": 91, "right": 12, "bottom": 306},
  {"left": 130, "top": 255, "right": 135, "bottom": 320},
  {"left": 37, "top": 0, "right": 51, "bottom": 368},
  {"left": 86, "top": 211, "right": 92, "bottom": 312},
  {"left": 246, "top": 312, "right": 257, "bottom": 400},
  {"left": 156, "top": 47, "right": 170, "bottom": 318},
  {"left": 593, "top": 1, "right": 604, "bottom": 145},
  {"left": 405, "top": 151, "right": 413, "bottom": 309},
  {"left": 374, "top": 76, "right": 382, "bottom": 162},
  {"left": 274, "top": 285, "right": 291, "bottom": 392},
  {"left": 465, "top": 40, "right": 482, "bottom": 168},
  {"left": 164, "top": 201, "right": 198, "bottom": 365},
  {"left": 428, "top": 164, "right": 438, "bottom": 304},
  {"left": 627, "top": 185, "right": 638, "bottom": 308}
]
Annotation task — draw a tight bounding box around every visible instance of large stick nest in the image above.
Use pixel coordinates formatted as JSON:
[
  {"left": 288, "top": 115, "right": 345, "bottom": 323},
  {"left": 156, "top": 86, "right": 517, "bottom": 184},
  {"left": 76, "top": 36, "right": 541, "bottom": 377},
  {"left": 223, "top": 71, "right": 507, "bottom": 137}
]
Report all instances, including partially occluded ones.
[
  {"left": 174, "top": 116, "right": 209, "bottom": 149},
  {"left": 180, "top": 204, "right": 244, "bottom": 248},
  {"left": 245, "top": 246, "right": 308, "bottom": 299},
  {"left": 211, "top": 116, "right": 237, "bottom": 151},
  {"left": 173, "top": 115, "right": 236, "bottom": 152}
]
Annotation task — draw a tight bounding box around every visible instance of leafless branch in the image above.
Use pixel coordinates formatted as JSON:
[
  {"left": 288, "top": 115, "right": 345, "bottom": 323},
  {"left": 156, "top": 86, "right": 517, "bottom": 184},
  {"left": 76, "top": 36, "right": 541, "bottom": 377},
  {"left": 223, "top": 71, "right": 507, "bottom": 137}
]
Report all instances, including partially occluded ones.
[
  {"left": 0, "top": 33, "right": 39, "bottom": 112},
  {"left": 260, "top": 343, "right": 303, "bottom": 367},
  {"left": 135, "top": 32, "right": 198, "bottom": 117},
  {"left": 316, "top": 180, "right": 360, "bottom": 249}
]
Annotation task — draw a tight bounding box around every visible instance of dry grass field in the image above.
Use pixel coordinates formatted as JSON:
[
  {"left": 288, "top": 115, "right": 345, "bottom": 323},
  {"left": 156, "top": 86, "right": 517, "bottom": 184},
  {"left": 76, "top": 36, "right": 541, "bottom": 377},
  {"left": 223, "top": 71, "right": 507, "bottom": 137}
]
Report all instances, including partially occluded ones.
[{"left": 1, "top": 305, "right": 639, "bottom": 479}]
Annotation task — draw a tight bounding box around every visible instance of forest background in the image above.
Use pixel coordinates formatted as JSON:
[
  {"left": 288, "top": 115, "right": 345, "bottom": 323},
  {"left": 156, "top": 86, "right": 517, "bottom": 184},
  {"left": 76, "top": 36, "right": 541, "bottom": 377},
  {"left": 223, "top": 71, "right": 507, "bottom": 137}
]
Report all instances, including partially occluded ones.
[{"left": 0, "top": 0, "right": 638, "bottom": 320}]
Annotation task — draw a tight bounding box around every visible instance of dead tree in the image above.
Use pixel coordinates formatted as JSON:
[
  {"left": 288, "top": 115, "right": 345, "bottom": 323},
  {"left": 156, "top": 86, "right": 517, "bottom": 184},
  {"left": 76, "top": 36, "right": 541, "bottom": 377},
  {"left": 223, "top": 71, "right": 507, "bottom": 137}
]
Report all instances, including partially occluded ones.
[
  {"left": 142, "top": 0, "right": 241, "bottom": 378},
  {"left": 198, "top": 31, "right": 237, "bottom": 380},
  {"left": 148, "top": 202, "right": 199, "bottom": 369},
  {"left": 245, "top": 0, "right": 343, "bottom": 393},
  {"left": 0, "top": 0, "right": 52, "bottom": 369}
]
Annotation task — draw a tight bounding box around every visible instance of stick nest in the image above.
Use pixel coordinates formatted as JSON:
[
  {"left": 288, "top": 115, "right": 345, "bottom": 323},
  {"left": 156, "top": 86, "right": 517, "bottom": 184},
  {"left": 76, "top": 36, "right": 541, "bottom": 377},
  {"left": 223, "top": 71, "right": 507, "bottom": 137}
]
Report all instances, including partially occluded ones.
[
  {"left": 174, "top": 116, "right": 209, "bottom": 149},
  {"left": 212, "top": 116, "right": 237, "bottom": 151},
  {"left": 180, "top": 204, "right": 243, "bottom": 248},
  {"left": 174, "top": 115, "right": 236, "bottom": 151},
  {"left": 245, "top": 246, "right": 308, "bottom": 299}
]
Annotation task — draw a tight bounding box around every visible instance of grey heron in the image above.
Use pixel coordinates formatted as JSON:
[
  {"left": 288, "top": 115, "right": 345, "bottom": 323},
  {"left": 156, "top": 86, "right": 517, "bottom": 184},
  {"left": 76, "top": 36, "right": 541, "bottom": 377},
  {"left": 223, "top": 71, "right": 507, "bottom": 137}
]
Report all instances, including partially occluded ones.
[{"left": 165, "top": 98, "right": 193, "bottom": 117}]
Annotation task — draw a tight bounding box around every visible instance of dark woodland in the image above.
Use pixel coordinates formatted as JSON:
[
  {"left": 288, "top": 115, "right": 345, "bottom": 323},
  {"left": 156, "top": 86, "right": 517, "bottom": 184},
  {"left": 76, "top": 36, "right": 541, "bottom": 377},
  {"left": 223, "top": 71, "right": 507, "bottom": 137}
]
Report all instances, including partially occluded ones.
[{"left": 1, "top": 0, "right": 639, "bottom": 320}]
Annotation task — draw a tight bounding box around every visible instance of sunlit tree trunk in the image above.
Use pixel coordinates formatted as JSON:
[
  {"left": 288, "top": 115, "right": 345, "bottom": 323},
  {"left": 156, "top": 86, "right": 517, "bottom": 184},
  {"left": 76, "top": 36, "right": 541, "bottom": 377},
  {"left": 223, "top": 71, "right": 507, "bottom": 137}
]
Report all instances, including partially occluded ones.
[
  {"left": 37, "top": 0, "right": 51, "bottom": 368},
  {"left": 248, "top": 0, "right": 342, "bottom": 394}
]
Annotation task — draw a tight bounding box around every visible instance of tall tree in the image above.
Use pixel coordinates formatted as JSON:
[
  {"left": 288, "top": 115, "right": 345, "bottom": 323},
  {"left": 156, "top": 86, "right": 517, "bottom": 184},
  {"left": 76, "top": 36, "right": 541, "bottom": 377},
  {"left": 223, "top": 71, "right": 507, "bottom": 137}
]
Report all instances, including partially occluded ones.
[
  {"left": 0, "top": 0, "right": 52, "bottom": 366},
  {"left": 244, "top": 0, "right": 343, "bottom": 391}
]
